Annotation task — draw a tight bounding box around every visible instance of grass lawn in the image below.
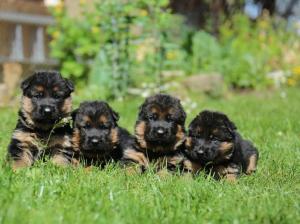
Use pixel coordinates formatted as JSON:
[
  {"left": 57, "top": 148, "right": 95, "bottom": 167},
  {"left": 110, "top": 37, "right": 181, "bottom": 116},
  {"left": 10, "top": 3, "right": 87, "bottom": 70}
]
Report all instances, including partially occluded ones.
[{"left": 0, "top": 88, "right": 299, "bottom": 224}]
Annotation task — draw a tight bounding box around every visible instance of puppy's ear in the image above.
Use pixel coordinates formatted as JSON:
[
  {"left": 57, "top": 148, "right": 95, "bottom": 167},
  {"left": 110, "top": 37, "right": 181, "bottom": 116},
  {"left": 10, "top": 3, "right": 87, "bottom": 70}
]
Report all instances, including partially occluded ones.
[
  {"left": 71, "top": 109, "right": 78, "bottom": 121},
  {"left": 105, "top": 103, "right": 119, "bottom": 122},
  {"left": 64, "top": 78, "right": 74, "bottom": 93},
  {"left": 21, "top": 76, "right": 34, "bottom": 92},
  {"left": 224, "top": 115, "right": 237, "bottom": 132},
  {"left": 138, "top": 101, "right": 147, "bottom": 120},
  {"left": 177, "top": 99, "right": 186, "bottom": 125},
  {"left": 111, "top": 109, "right": 119, "bottom": 122},
  {"left": 188, "top": 115, "right": 202, "bottom": 136}
]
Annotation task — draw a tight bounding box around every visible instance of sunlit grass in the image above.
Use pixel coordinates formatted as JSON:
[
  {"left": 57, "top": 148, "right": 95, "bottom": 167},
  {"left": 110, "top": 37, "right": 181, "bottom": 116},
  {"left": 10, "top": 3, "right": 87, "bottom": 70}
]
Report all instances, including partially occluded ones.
[{"left": 0, "top": 88, "right": 299, "bottom": 223}]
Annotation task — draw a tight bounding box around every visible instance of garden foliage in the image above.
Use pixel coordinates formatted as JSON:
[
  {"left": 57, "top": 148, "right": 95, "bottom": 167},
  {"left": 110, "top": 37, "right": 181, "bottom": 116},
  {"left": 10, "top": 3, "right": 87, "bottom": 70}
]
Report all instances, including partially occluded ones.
[{"left": 48, "top": 1, "right": 300, "bottom": 98}]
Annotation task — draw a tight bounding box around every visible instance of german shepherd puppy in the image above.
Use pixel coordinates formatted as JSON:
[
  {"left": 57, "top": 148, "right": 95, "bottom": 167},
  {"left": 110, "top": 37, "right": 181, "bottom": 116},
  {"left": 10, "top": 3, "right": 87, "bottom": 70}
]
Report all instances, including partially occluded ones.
[
  {"left": 184, "top": 110, "right": 259, "bottom": 180},
  {"left": 124, "top": 94, "right": 187, "bottom": 172},
  {"left": 7, "top": 71, "right": 75, "bottom": 169},
  {"left": 72, "top": 101, "right": 141, "bottom": 167}
]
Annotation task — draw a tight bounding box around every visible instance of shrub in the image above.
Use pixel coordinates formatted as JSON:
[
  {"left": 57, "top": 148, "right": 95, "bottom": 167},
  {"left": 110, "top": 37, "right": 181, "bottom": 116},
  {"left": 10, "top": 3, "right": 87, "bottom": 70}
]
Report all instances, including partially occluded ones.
[
  {"left": 48, "top": 0, "right": 186, "bottom": 99},
  {"left": 190, "top": 13, "right": 300, "bottom": 89}
]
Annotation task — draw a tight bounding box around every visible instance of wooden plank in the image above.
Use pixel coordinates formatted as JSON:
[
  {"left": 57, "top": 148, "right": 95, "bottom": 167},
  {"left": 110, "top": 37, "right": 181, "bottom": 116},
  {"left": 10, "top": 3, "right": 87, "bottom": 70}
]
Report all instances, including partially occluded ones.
[{"left": 0, "top": 11, "right": 54, "bottom": 25}]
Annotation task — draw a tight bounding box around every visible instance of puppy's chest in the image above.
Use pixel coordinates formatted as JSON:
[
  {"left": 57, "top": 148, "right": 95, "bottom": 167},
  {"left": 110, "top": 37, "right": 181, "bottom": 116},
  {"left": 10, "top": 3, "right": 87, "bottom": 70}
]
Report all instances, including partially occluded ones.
[
  {"left": 147, "top": 151, "right": 185, "bottom": 170},
  {"left": 29, "top": 131, "right": 71, "bottom": 150}
]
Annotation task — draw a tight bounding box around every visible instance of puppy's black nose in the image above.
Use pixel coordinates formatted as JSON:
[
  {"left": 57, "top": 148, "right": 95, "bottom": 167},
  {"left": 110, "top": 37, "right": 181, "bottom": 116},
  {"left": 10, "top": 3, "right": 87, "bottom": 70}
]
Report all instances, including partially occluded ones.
[
  {"left": 89, "top": 137, "right": 100, "bottom": 146},
  {"left": 196, "top": 149, "right": 204, "bottom": 155},
  {"left": 41, "top": 106, "right": 54, "bottom": 116},
  {"left": 156, "top": 127, "right": 165, "bottom": 136}
]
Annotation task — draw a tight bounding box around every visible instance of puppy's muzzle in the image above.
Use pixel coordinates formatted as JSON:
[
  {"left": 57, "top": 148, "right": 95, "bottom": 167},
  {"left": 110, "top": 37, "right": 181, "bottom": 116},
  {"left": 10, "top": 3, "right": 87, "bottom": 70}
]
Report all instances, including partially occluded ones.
[
  {"left": 150, "top": 121, "right": 172, "bottom": 139},
  {"left": 89, "top": 136, "right": 105, "bottom": 147},
  {"left": 40, "top": 105, "right": 55, "bottom": 117},
  {"left": 154, "top": 126, "right": 167, "bottom": 137}
]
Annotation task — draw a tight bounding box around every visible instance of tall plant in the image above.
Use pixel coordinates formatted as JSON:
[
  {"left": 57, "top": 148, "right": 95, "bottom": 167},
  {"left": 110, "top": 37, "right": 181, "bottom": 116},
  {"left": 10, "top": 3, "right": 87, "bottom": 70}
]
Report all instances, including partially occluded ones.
[{"left": 48, "top": 0, "right": 183, "bottom": 99}]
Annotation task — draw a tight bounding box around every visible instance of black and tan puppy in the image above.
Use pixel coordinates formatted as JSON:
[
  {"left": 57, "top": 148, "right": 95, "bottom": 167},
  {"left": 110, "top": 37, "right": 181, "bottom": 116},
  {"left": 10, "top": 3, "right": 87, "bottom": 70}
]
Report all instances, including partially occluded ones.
[
  {"left": 7, "top": 71, "right": 75, "bottom": 169},
  {"left": 124, "top": 94, "right": 187, "bottom": 172},
  {"left": 72, "top": 101, "right": 141, "bottom": 167},
  {"left": 184, "top": 110, "right": 259, "bottom": 180}
]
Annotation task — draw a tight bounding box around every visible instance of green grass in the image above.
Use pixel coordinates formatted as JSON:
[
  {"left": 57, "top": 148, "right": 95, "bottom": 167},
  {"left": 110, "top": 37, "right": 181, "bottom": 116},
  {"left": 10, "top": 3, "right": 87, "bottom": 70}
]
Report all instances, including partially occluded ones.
[{"left": 0, "top": 88, "right": 299, "bottom": 224}]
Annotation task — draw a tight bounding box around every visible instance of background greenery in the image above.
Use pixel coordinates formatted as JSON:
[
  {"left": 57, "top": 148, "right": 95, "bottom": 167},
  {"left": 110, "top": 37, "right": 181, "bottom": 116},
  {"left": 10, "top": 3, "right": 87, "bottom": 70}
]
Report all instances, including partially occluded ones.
[
  {"left": 1, "top": 1, "right": 299, "bottom": 223},
  {"left": 48, "top": 0, "right": 300, "bottom": 99},
  {"left": 0, "top": 88, "right": 299, "bottom": 223}
]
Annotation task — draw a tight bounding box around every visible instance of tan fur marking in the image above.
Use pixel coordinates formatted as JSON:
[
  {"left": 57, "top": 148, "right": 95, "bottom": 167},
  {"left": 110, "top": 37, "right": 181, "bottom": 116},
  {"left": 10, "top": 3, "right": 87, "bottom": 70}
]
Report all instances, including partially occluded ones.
[
  {"left": 49, "top": 135, "right": 72, "bottom": 148},
  {"left": 123, "top": 148, "right": 149, "bottom": 167},
  {"left": 53, "top": 86, "right": 59, "bottom": 91},
  {"left": 246, "top": 154, "right": 257, "bottom": 174},
  {"left": 150, "top": 107, "right": 158, "bottom": 114},
  {"left": 61, "top": 97, "right": 72, "bottom": 114},
  {"left": 135, "top": 121, "right": 147, "bottom": 149},
  {"left": 21, "top": 96, "right": 35, "bottom": 126},
  {"left": 213, "top": 165, "right": 227, "bottom": 176},
  {"left": 175, "top": 125, "right": 185, "bottom": 149},
  {"left": 212, "top": 129, "right": 219, "bottom": 134},
  {"left": 185, "top": 137, "right": 192, "bottom": 148},
  {"left": 219, "top": 142, "right": 233, "bottom": 151},
  {"left": 71, "top": 158, "right": 80, "bottom": 166},
  {"left": 12, "top": 150, "right": 34, "bottom": 170},
  {"left": 82, "top": 115, "right": 92, "bottom": 124},
  {"left": 35, "top": 85, "right": 44, "bottom": 91},
  {"left": 13, "top": 131, "right": 38, "bottom": 147},
  {"left": 167, "top": 155, "right": 184, "bottom": 166},
  {"left": 110, "top": 128, "right": 119, "bottom": 145},
  {"left": 51, "top": 154, "right": 70, "bottom": 167},
  {"left": 167, "top": 107, "right": 174, "bottom": 114},
  {"left": 183, "top": 159, "right": 203, "bottom": 173},
  {"left": 99, "top": 115, "right": 108, "bottom": 123},
  {"left": 225, "top": 173, "right": 237, "bottom": 182},
  {"left": 72, "top": 128, "right": 81, "bottom": 151},
  {"left": 213, "top": 165, "right": 239, "bottom": 181}
]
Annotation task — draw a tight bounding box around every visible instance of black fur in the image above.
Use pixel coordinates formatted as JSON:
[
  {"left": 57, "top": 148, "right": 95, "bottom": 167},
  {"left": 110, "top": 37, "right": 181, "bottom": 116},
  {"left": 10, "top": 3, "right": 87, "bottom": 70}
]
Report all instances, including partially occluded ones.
[
  {"left": 131, "top": 94, "right": 187, "bottom": 172},
  {"left": 7, "top": 71, "right": 75, "bottom": 169},
  {"left": 185, "top": 110, "right": 259, "bottom": 179},
  {"left": 72, "top": 101, "right": 136, "bottom": 166}
]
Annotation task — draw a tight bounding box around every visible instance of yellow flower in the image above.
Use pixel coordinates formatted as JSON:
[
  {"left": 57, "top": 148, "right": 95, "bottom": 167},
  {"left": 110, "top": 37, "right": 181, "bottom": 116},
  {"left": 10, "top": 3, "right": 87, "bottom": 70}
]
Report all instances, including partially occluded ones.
[
  {"left": 79, "top": 0, "right": 86, "bottom": 6},
  {"left": 292, "top": 66, "right": 300, "bottom": 75},
  {"left": 166, "top": 51, "right": 176, "bottom": 60},
  {"left": 139, "top": 9, "right": 148, "bottom": 17},
  {"left": 258, "top": 32, "right": 266, "bottom": 42},
  {"left": 91, "top": 26, "right": 100, "bottom": 34},
  {"left": 52, "top": 31, "right": 60, "bottom": 39},
  {"left": 287, "top": 78, "right": 296, "bottom": 86},
  {"left": 258, "top": 20, "right": 268, "bottom": 29},
  {"left": 54, "top": 2, "right": 63, "bottom": 14}
]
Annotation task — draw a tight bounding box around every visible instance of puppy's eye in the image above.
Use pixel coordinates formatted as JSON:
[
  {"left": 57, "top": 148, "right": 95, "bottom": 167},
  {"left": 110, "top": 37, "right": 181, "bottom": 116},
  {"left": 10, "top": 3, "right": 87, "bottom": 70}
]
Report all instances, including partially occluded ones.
[
  {"left": 84, "top": 123, "right": 91, "bottom": 129},
  {"left": 53, "top": 93, "right": 61, "bottom": 99},
  {"left": 149, "top": 113, "right": 158, "bottom": 120},
  {"left": 166, "top": 114, "right": 173, "bottom": 122},
  {"left": 99, "top": 124, "right": 109, "bottom": 129},
  {"left": 33, "top": 92, "right": 43, "bottom": 98},
  {"left": 210, "top": 135, "right": 220, "bottom": 141}
]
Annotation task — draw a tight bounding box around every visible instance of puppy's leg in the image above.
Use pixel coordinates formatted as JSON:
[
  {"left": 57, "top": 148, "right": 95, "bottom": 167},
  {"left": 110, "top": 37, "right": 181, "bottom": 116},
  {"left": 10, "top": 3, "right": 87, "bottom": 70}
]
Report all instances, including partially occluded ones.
[
  {"left": 8, "top": 131, "right": 39, "bottom": 170},
  {"left": 11, "top": 149, "right": 34, "bottom": 170},
  {"left": 50, "top": 148, "right": 78, "bottom": 167},
  {"left": 121, "top": 148, "right": 149, "bottom": 174},
  {"left": 51, "top": 153, "right": 70, "bottom": 167},
  {"left": 49, "top": 135, "right": 77, "bottom": 167},
  {"left": 246, "top": 154, "right": 258, "bottom": 175},
  {"left": 212, "top": 163, "right": 240, "bottom": 181},
  {"left": 182, "top": 159, "right": 203, "bottom": 174}
]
